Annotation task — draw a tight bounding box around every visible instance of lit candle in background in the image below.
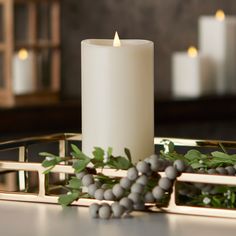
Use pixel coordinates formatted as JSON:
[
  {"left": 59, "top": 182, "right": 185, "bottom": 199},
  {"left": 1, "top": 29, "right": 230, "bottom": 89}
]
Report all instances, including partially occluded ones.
[
  {"left": 81, "top": 32, "right": 154, "bottom": 163},
  {"left": 13, "top": 48, "right": 35, "bottom": 94},
  {"left": 172, "top": 46, "right": 213, "bottom": 98},
  {"left": 199, "top": 10, "right": 236, "bottom": 95}
]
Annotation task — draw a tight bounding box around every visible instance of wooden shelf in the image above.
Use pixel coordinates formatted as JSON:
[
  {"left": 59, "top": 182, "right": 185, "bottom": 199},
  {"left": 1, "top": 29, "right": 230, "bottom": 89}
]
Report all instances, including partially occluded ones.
[
  {"left": 15, "top": 41, "right": 60, "bottom": 50},
  {"left": 0, "top": 101, "right": 81, "bottom": 138}
]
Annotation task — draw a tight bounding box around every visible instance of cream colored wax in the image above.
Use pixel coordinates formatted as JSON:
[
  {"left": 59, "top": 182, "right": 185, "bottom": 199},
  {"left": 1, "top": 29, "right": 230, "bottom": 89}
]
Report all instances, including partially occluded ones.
[
  {"left": 199, "top": 11, "right": 236, "bottom": 94},
  {"left": 81, "top": 38, "right": 154, "bottom": 163},
  {"left": 13, "top": 49, "right": 35, "bottom": 94}
]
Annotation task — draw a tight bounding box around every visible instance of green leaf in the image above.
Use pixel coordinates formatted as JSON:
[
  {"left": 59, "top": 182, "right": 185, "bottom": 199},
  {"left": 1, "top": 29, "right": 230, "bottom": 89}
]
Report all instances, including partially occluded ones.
[
  {"left": 231, "top": 192, "right": 235, "bottom": 204},
  {"left": 208, "top": 158, "right": 234, "bottom": 168},
  {"left": 211, "top": 151, "right": 230, "bottom": 159},
  {"left": 212, "top": 196, "right": 221, "bottom": 208},
  {"left": 168, "top": 141, "right": 175, "bottom": 153},
  {"left": 190, "top": 162, "right": 206, "bottom": 169},
  {"left": 71, "top": 144, "right": 90, "bottom": 161},
  {"left": 107, "top": 156, "right": 131, "bottom": 170},
  {"left": 124, "top": 148, "right": 132, "bottom": 163},
  {"left": 184, "top": 149, "right": 202, "bottom": 160},
  {"left": 42, "top": 156, "right": 61, "bottom": 168},
  {"left": 185, "top": 150, "right": 206, "bottom": 160},
  {"left": 72, "top": 159, "right": 90, "bottom": 173},
  {"left": 39, "top": 152, "right": 57, "bottom": 157},
  {"left": 43, "top": 166, "right": 55, "bottom": 174},
  {"left": 67, "top": 177, "right": 82, "bottom": 190},
  {"left": 95, "top": 173, "right": 119, "bottom": 185},
  {"left": 92, "top": 147, "right": 104, "bottom": 162},
  {"left": 107, "top": 147, "right": 113, "bottom": 157},
  {"left": 58, "top": 192, "right": 80, "bottom": 206},
  {"left": 71, "top": 144, "right": 82, "bottom": 155}
]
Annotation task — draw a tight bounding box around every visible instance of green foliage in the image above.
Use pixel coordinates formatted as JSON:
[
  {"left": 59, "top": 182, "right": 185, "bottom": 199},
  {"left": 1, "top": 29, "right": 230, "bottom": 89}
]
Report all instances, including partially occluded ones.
[
  {"left": 40, "top": 144, "right": 132, "bottom": 206},
  {"left": 67, "top": 177, "right": 82, "bottom": 190},
  {"left": 40, "top": 140, "right": 236, "bottom": 209},
  {"left": 58, "top": 191, "right": 80, "bottom": 207},
  {"left": 106, "top": 156, "right": 132, "bottom": 170}
]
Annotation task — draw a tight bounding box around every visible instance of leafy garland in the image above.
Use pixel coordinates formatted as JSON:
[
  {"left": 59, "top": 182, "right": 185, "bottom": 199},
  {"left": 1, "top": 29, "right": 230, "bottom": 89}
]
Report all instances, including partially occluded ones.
[
  {"left": 40, "top": 145, "right": 133, "bottom": 206},
  {"left": 40, "top": 141, "right": 236, "bottom": 210}
]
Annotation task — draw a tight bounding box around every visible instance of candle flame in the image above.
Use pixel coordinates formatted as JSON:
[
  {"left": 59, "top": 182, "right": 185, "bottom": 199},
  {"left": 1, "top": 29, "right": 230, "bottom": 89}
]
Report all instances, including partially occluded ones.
[
  {"left": 215, "top": 10, "right": 225, "bottom": 21},
  {"left": 113, "top": 31, "right": 121, "bottom": 47},
  {"left": 18, "top": 48, "right": 28, "bottom": 60},
  {"left": 188, "top": 46, "right": 198, "bottom": 58}
]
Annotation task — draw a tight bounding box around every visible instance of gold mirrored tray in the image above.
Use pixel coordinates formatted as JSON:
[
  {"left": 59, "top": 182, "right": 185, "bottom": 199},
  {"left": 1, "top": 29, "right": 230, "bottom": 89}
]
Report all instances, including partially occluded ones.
[{"left": 0, "top": 133, "right": 236, "bottom": 218}]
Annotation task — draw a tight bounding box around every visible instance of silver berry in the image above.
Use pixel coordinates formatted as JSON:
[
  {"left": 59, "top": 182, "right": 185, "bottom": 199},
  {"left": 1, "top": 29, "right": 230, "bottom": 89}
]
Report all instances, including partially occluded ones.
[
  {"left": 216, "top": 167, "right": 227, "bottom": 175},
  {"left": 112, "top": 184, "right": 125, "bottom": 199},
  {"left": 208, "top": 169, "right": 218, "bottom": 175},
  {"left": 120, "top": 177, "right": 132, "bottom": 189},
  {"left": 88, "top": 183, "right": 99, "bottom": 196},
  {"left": 133, "top": 201, "right": 145, "bottom": 210},
  {"left": 165, "top": 166, "right": 178, "bottom": 180},
  {"left": 144, "top": 191, "right": 155, "bottom": 203},
  {"left": 98, "top": 204, "right": 111, "bottom": 219},
  {"left": 82, "top": 174, "right": 94, "bottom": 186},
  {"left": 127, "top": 167, "right": 139, "bottom": 181},
  {"left": 136, "top": 161, "right": 151, "bottom": 174},
  {"left": 152, "top": 186, "right": 164, "bottom": 200},
  {"left": 119, "top": 197, "right": 133, "bottom": 212},
  {"left": 131, "top": 183, "right": 144, "bottom": 194},
  {"left": 104, "top": 189, "right": 115, "bottom": 201},
  {"left": 150, "top": 159, "right": 164, "bottom": 172},
  {"left": 225, "top": 166, "right": 236, "bottom": 175},
  {"left": 94, "top": 189, "right": 104, "bottom": 200},
  {"left": 158, "top": 177, "right": 172, "bottom": 190},
  {"left": 89, "top": 203, "right": 100, "bottom": 218},
  {"left": 101, "top": 184, "right": 109, "bottom": 190},
  {"left": 128, "top": 192, "right": 142, "bottom": 204},
  {"left": 136, "top": 175, "right": 148, "bottom": 185},
  {"left": 111, "top": 202, "right": 125, "bottom": 218},
  {"left": 76, "top": 171, "right": 87, "bottom": 179},
  {"left": 173, "top": 160, "right": 185, "bottom": 172}
]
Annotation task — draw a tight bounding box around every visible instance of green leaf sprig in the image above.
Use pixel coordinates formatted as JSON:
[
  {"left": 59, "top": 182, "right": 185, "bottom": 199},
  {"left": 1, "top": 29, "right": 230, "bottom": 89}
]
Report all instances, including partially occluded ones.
[
  {"left": 39, "top": 145, "right": 133, "bottom": 206},
  {"left": 40, "top": 140, "right": 236, "bottom": 209}
]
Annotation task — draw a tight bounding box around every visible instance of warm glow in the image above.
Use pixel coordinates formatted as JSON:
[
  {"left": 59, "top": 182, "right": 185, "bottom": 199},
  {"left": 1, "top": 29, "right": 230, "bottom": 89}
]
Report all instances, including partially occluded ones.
[
  {"left": 18, "top": 49, "right": 28, "bottom": 60},
  {"left": 113, "top": 31, "right": 121, "bottom": 47},
  {"left": 188, "top": 46, "right": 198, "bottom": 58},
  {"left": 215, "top": 10, "right": 225, "bottom": 21}
]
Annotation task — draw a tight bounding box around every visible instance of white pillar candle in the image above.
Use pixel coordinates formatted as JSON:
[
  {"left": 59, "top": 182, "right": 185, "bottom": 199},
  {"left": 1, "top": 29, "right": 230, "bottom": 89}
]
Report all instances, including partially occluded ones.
[
  {"left": 199, "top": 10, "right": 236, "bottom": 95},
  {"left": 81, "top": 33, "right": 154, "bottom": 163},
  {"left": 172, "top": 47, "right": 213, "bottom": 98},
  {"left": 13, "top": 49, "right": 35, "bottom": 94}
]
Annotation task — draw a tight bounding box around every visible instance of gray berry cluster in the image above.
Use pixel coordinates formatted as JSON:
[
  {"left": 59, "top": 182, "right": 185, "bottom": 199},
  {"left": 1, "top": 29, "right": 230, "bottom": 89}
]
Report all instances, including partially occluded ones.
[
  {"left": 178, "top": 165, "right": 236, "bottom": 197},
  {"left": 84, "top": 154, "right": 188, "bottom": 219}
]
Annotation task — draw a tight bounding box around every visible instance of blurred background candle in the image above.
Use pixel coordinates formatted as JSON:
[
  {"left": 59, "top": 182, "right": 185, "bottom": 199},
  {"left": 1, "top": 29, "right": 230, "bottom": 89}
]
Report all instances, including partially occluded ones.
[
  {"left": 13, "top": 48, "right": 35, "bottom": 94},
  {"left": 172, "top": 46, "right": 213, "bottom": 98},
  {"left": 199, "top": 10, "right": 236, "bottom": 95},
  {"left": 81, "top": 33, "right": 154, "bottom": 163}
]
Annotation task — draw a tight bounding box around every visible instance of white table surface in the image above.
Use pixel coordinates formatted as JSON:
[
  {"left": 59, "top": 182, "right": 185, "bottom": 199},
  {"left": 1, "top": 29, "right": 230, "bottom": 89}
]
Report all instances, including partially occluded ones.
[{"left": 0, "top": 201, "right": 236, "bottom": 236}]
